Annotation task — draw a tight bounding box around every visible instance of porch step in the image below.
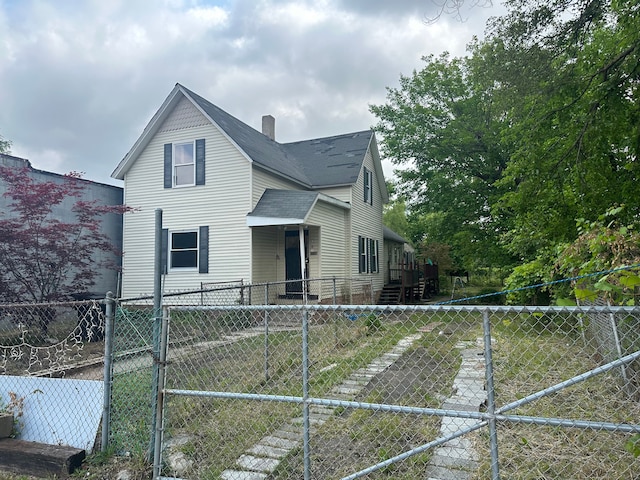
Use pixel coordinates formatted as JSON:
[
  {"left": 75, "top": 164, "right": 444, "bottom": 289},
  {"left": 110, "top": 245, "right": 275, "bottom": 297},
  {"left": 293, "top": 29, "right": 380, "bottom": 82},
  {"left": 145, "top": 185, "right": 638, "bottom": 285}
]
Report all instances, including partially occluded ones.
[{"left": 378, "top": 284, "right": 402, "bottom": 305}]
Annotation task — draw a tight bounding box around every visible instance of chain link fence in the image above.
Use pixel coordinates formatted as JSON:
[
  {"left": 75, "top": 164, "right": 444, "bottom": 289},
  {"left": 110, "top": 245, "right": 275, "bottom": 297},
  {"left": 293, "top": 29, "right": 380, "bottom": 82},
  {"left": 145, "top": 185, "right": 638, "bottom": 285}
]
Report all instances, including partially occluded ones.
[
  {"left": 108, "top": 277, "right": 375, "bottom": 458},
  {"left": 0, "top": 299, "right": 106, "bottom": 452},
  {"left": 2, "top": 286, "right": 639, "bottom": 479},
  {"left": 139, "top": 303, "right": 640, "bottom": 479}
]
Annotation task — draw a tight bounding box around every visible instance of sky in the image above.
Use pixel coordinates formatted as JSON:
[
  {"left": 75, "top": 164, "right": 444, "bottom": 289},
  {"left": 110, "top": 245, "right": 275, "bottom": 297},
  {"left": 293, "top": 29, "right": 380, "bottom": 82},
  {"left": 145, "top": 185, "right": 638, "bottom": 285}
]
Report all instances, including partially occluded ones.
[{"left": 0, "top": 0, "right": 503, "bottom": 186}]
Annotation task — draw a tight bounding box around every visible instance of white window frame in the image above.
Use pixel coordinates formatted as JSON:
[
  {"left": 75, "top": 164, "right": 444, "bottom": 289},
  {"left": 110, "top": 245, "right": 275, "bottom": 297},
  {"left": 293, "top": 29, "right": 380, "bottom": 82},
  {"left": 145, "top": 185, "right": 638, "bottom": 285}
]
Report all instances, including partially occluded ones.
[
  {"left": 169, "top": 229, "right": 199, "bottom": 270},
  {"left": 370, "top": 238, "right": 379, "bottom": 273},
  {"left": 359, "top": 236, "right": 367, "bottom": 273},
  {"left": 173, "top": 141, "right": 195, "bottom": 187}
]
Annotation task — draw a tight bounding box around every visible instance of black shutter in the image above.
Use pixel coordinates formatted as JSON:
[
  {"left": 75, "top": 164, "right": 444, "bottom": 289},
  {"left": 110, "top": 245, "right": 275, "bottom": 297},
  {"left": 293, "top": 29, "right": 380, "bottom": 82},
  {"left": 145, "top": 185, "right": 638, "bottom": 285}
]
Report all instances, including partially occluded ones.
[
  {"left": 195, "top": 139, "right": 205, "bottom": 186},
  {"left": 161, "top": 228, "right": 169, "bottom": 274},
  {"left": 199, "top": 226, "right": 209, "bottom": 274},
  {"left": 363, "top": 168, "right": 369, "bottom": 202},
  {"left": 163, "top": 144, "right": 172, "bottom": 188},
  {"left": 358, "top": 236, "right": 363, "bottom": 273}
]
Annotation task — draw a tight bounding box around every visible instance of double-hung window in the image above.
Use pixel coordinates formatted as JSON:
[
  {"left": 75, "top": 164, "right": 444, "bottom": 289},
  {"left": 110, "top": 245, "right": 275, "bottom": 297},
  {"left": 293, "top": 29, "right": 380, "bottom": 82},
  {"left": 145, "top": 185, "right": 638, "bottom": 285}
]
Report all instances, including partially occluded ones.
[
  {"left": 162, "top": 226, "right": 209, "bottom": 274},
  {"left": 164, "top": 139, "right": 205, "bottom": 188},
  {"left": 358, "top": 236, "right": 379, "bottom": 274},
  {"left": 173, "top": 142, "right": 195, "bottom": 187},
  {"left": 370, "top": 238, "right": 379, "bottom": 273},
  {"left": 170, "top": 231, "right": 198, "bottom": 269},
  {"left": 359, "top": 236, "right": 367, "bottom": 273}
]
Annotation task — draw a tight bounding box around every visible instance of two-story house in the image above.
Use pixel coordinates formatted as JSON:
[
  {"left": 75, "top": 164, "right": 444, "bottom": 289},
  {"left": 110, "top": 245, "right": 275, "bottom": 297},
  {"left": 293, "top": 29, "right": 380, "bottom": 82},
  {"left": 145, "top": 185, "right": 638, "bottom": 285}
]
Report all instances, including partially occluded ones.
[{"left": 111, "top": 83, "right": 390, "bottom": 303}]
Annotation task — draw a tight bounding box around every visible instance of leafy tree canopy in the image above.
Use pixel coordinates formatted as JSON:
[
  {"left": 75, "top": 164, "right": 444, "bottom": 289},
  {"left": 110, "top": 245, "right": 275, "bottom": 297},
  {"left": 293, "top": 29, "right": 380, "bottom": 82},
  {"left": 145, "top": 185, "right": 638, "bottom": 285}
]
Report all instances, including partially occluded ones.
[
  {"left": 371, "top": 0, "right": 640, "bottom": 281},
  {"left": 0, "top": 166, "right": 130, "bottom": 303}
]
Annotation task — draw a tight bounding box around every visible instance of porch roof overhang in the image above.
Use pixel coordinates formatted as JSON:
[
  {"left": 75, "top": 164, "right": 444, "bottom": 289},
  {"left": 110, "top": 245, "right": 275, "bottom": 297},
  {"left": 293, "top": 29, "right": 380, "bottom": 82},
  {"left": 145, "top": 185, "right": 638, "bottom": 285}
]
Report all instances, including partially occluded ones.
[{"left": 246, "top": 189, "right": 350, "bottom": 227}]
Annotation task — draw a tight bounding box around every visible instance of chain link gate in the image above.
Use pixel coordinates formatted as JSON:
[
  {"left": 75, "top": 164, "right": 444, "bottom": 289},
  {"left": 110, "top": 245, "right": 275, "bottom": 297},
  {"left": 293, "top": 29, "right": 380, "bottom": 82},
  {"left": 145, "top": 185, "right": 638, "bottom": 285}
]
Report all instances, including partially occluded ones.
[{"left": 150, "top": 304, "right": 640, "bottom": 479}]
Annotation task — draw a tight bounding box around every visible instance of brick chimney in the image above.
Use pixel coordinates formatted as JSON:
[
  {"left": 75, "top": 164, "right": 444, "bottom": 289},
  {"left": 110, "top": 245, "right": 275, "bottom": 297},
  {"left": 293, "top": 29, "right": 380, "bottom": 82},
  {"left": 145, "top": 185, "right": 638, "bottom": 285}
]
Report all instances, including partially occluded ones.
[{"left": 262, "top": 115, "right": 275, "bottom": 141}]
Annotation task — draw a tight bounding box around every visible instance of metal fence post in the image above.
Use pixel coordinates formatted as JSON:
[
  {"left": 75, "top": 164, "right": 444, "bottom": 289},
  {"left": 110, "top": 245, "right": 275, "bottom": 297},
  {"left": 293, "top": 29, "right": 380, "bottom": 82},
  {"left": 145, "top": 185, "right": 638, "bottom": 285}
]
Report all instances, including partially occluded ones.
[
  {"left": 264, "top": 284, "right": 270, "bottom": 382},
  {"left": 153, "top": 307, "right": 170, "bottom": 479},
  {"left": 332, "top": 276, "right": 337, "bottom": 304},
  {"left": 302, "top": 308, "right": 311, "bottom": 480},
  {"left": 150, "top": 208, "right": 163, "bottom": 460},
  {"left": 483, "top": 309, "right": 500, "bottom": 480},
  {"left": 101, "top": 291, "right": 116, "bottom": 453}
]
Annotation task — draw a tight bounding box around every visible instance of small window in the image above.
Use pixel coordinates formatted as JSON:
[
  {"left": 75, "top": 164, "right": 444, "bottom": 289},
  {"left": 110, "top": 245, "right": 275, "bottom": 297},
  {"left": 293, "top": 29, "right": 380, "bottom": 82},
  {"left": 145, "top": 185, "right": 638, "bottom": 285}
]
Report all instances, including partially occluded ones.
[
  {"left": 174, "top": 142, "right": 195, "bottom": 186},
  {"left": 370, "top": 239, "right": 379, "bottom": 273},
  {"left": 170, "top": 231, "right": 198, "bottom": 269},
  {"left": 363, "top": 167, "right": 373, "bottom": 205},
  {"left": 359, "top": 236, "right": 367, "bottom": 273}
]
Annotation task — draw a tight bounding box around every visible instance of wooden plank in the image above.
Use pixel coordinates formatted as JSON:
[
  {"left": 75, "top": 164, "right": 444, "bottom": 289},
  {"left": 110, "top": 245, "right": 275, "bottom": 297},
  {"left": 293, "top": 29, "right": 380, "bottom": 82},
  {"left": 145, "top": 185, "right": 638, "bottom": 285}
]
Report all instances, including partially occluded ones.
[{"left": 0, "top": 438, "right": 85, "bottom": 477}]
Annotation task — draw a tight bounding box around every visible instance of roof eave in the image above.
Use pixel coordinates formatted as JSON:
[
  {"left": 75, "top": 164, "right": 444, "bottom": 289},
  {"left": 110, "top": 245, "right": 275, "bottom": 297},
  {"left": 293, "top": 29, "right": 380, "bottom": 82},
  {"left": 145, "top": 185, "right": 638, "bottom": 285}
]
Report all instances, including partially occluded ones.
[{"left": 111, "top": 84, "right": 184, "bottom": 180}]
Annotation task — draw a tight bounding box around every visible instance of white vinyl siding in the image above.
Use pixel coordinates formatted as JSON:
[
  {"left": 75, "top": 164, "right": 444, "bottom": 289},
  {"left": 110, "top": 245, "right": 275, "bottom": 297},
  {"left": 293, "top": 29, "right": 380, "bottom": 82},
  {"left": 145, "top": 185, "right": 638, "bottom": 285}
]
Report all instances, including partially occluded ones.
[
  {"left": 350, "top": 147, "right": 384, "bottom": 293},
  {"left": 121, "top": 119, "right": 251, "bottom": 297},
  {"left": 251, "top": 167, "right": 305, "bottom": 206},
  {"left": 306, "top": 201, "right": 348, "bottom": 278}
]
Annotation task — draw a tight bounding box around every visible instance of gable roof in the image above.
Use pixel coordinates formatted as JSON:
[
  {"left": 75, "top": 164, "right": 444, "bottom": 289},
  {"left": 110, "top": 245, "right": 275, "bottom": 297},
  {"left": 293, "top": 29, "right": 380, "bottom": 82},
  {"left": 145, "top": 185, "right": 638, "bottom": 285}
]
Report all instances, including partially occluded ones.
[{"left": 112, "top": 84, "right": 388, "bottom": 201}]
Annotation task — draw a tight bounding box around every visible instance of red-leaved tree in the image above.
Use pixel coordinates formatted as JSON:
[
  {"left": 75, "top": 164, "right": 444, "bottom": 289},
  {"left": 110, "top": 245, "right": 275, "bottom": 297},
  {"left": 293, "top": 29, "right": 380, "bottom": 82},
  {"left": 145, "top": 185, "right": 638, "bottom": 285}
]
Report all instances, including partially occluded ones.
[{"left": 0, "top": 166, "right": 130, "bottom": 304}]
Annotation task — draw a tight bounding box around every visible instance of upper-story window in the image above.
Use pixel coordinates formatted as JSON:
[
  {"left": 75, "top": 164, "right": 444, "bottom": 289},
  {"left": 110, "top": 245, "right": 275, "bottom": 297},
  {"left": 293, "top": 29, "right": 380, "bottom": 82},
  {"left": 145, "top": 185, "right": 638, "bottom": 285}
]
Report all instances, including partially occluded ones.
[
  {"left": 164, "top": 139, "right": 206, "bottom": 188},
  {"left": 363, "top": 167, "right": 373, "bottom": 205},
  {"left": 174, "top": 142, "right": 195, "bottom": 187}
]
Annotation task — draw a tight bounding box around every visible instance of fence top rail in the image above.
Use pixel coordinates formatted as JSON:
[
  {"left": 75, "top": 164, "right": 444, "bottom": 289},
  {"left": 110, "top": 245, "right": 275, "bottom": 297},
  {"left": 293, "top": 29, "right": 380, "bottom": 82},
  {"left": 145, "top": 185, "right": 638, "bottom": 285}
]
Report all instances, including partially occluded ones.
[
  {"left": 118, "top": 276, "right": 374, "bottom": 303},
  {"left": 0, "top": 298, "right": 105, "bottom": 308},
  {"left": 167, "top": 303, "right": 640, "bottom": 313}
]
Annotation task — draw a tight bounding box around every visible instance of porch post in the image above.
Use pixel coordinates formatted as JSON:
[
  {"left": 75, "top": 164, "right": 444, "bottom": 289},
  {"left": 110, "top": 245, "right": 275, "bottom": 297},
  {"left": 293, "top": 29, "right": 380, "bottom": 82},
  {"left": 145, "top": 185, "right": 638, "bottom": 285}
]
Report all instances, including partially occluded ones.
[{"left": 298, "top": 225, "right": 307, "bottom": 304}]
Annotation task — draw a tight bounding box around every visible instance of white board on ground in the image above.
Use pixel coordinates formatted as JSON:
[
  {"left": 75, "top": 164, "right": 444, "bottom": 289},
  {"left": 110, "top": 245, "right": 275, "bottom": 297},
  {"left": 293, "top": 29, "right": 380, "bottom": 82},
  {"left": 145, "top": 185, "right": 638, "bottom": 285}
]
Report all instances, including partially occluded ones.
[{"left": 0, "top": 375, "right": 103, "bottom": 452}]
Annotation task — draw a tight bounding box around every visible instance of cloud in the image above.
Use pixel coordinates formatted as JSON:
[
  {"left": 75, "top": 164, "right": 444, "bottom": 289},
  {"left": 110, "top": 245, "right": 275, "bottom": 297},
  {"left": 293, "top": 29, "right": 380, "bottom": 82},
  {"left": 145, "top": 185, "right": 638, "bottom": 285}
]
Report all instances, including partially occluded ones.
[{"left": 0, "top": 0, "right": 503, "bottom": 184}]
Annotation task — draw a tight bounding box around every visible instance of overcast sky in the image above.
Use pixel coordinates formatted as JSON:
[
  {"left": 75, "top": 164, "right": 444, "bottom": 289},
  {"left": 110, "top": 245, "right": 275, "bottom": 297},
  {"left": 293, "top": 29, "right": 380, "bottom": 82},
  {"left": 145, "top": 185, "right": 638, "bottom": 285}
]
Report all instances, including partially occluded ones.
[{"left": 0, "top": 0, "right": 502, "bottom": 186}]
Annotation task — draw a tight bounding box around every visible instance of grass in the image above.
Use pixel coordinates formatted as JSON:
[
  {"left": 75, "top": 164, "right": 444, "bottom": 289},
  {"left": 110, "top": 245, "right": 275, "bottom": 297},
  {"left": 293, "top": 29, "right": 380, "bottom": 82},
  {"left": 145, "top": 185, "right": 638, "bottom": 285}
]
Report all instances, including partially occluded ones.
[
  {"left": 4, "top": 306, "right": 637, "bottom": 479},
  {"left": 471, "top": 310, "right": 640, "bottom": 479}
]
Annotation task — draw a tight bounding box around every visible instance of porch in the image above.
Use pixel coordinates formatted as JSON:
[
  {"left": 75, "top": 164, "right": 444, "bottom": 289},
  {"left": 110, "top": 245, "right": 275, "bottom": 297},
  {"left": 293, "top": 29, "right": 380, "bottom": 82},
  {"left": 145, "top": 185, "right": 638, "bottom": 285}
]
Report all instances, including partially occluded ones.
[{"left": 379, "top": 262, "right": 440, "bottom": 304}]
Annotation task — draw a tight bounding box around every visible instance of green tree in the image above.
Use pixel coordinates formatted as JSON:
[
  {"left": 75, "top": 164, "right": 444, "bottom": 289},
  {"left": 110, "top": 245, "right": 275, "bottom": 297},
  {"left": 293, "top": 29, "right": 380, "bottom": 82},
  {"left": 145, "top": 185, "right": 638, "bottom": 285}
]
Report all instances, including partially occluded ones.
[
  {"left": 371, "top": 53, "right": 513, "bottom": 270},
  {"left": 0, "top": 133, "right": 10, "bottom": 154},
  {"left": 373, "top": 0, "right": 640, "bottom": 278},
  {"left": 489, "top": 0, "right": 640, "bottom": 260}
]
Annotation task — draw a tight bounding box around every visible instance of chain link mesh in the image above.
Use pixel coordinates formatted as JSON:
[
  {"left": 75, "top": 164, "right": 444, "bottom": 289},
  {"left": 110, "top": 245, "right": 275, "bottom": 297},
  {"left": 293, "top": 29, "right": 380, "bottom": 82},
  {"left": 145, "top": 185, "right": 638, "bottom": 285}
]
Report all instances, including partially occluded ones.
[
  {"left": 2, "top": 289, "right": 639, "bottom": 478},
  {"left": 0, "top": 299, "right": 106, "bottom": 451},
  {"left": 150, "top": 304, "right": 640, "bottom": 479}
]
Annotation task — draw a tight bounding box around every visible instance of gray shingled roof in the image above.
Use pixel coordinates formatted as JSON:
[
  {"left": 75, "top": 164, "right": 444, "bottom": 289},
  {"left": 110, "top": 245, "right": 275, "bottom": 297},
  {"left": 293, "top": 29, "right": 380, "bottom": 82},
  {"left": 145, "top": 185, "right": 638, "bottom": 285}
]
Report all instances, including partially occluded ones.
[
  {"left": 182, "top": 85, "right": 372, "bottom": 189},
  {"left": 383, "top": 225, "right": 408, "bottom": 244},
  {"left": 248, "top": 189, "right": 319, "bottom": 222},
  {"left": 282, "top": 131, "right": 372, "bottom": 187}
]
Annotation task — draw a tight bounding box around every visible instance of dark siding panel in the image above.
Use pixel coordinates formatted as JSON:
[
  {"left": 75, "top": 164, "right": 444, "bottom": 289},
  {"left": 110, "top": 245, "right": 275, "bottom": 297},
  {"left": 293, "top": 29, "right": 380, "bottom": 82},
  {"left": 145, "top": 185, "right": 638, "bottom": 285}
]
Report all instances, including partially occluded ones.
[
  {"left": 195, "top": 139, "right": 206, "bottom": 186},
  {"left": 164, "top": 144, "right": 173, "bottom": 188},
  {"left": 199, "top": 225, "right": 209, "bottom": 274}
]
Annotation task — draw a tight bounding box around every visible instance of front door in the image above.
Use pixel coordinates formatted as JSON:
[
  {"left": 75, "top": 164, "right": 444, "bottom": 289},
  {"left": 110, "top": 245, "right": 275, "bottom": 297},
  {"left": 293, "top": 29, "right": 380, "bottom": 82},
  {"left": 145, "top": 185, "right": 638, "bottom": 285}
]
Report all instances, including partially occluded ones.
[{"left": 285, "top": 229, "right": 308, "bottom": 296}]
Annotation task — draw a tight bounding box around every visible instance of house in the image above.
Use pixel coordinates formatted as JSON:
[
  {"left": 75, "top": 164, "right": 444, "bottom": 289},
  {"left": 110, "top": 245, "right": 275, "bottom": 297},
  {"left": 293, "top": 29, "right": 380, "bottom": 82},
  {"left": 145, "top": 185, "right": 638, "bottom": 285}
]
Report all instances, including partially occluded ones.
[
  {"left": 111, "top": 83, "right": 394, "bottom": 303},
  {"left": 0, "top": 153, "right": 124, "bottom": 298}
]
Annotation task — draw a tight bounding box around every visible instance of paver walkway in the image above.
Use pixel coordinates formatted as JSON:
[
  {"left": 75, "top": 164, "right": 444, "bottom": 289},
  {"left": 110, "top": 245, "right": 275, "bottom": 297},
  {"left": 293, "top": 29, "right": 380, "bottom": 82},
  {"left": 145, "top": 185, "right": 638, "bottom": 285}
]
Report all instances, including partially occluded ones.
[
  {"left": 426, "top": 338, "right": 487, "bottom": 480},
  {"left": 220, "top": 332, "right": 424, "bottom": 480},
  {"left": 162, "top": 331, "right": 487, "bottom": 480}
]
